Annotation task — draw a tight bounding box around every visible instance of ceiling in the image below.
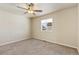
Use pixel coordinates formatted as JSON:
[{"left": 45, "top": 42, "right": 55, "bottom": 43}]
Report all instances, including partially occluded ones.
[{"left": 0, "top": 3, "right": 77, "bottom": 18}]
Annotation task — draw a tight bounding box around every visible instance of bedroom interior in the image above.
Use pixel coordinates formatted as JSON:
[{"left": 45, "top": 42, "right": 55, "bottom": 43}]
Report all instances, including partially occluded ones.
[{"left": 0, "top": 3, "right": 79, "bottom": 55}]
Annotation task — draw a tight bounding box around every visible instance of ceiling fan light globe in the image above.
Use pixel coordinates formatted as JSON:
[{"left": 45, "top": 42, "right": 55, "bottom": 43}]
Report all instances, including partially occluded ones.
[{"left": 28, "top": 10, "right": 34, "bottom": 13}]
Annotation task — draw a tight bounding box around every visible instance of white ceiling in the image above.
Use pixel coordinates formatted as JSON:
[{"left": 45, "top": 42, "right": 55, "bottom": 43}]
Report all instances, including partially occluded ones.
[{"left": 0, "top": 3, "right": 77, "bottom": 18}]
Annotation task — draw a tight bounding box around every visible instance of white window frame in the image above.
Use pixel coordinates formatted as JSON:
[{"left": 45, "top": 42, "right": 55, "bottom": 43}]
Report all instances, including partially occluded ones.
[{"left": 41, "top": 18, "right": 53, "bottom": 32}]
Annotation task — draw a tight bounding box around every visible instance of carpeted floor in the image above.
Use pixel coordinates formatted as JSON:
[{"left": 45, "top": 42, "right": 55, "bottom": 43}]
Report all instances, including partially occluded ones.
[{"left": 0, "top": 39, "right": 78, "bottom": 55}]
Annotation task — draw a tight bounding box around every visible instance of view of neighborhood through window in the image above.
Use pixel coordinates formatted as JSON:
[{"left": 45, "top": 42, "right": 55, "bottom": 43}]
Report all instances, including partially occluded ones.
[{"left": 41, "top": 18, "right": 53, "bottom": 31}]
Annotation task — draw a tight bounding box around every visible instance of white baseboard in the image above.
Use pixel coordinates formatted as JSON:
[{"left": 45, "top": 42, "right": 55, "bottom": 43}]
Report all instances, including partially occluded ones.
[
  {"left": 33, "top": 38, "right": 77, "bottom": 49},
  {"left": 0, "top": 37, "right": 78, "bottom": 53},
  {"left": 0, "top": 38, "right": 30, "bottom": 46}
]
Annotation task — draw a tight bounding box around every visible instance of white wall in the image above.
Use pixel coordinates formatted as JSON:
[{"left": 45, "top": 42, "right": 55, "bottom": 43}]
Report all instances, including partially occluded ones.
[
  {"left": 32, "top": 6, "right": 77, "bottom": 48},
  {"left": 0, "top": 9, "right": 31, "bottom": 46},
  {"left": 78, "top": 4, "right": 79, "bottom": 52},
  {"left": 56, "top": 6, "right": 77, "bottom": 48}
]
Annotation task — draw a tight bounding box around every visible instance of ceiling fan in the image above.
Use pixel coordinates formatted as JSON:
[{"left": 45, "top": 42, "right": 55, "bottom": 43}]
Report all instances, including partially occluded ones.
[{"left": 16, "top": 3, "right": 43, "bottom": 15}]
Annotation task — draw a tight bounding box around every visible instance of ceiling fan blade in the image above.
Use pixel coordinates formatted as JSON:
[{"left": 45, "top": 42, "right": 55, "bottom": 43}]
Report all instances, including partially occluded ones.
[
  {"left": 25, "top": 3, "right": 29, "bottom": 5},
  {"left": 24, "top": 12, "right": 28, "bottom": 14},
  {"left": 16, "top": 6, "right": 28, "bottom": 10},
  {"left": 32, "top": 13, "right": 36, "bottom": 15},
  {"left": 34, "top": 10, "right": 42, "bottom": 12},
  {"left": 30, "top": 3, "right": 34, "bottom": 6},
  {"left": 25, "top": 3, "right": 31, "bottom": 5}
]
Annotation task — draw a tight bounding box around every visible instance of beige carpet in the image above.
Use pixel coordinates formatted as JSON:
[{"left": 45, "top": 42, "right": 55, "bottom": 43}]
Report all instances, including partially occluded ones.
[{"left": 0, "top": 39, "right": 78, "bottom": 55}]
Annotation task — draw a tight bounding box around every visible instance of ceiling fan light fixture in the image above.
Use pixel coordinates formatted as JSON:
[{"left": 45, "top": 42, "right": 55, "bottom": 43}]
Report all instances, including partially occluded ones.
[
  {"left": 16, "top": 3, "right": 43, "bottom": 15},
  {"left": 28, "top": 10, "right": 34, "bottom": 13}
]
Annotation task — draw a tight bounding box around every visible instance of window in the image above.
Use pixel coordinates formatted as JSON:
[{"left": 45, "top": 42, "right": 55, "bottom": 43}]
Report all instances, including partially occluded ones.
[{"left": 41, "top": 18, "right": 53, "bottom": 31}]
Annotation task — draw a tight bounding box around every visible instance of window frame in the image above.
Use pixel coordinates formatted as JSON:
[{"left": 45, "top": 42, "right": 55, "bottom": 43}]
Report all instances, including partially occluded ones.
[{"left": 40, "top": 18, "right": 53, "bottom": 32}]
